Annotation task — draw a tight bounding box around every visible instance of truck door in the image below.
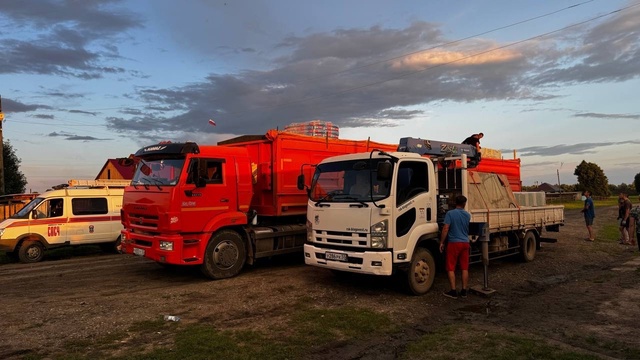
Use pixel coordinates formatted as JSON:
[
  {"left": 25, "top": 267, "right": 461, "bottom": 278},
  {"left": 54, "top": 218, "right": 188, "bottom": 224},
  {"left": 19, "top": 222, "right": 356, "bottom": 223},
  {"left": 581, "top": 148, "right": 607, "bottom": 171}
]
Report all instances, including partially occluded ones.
[
  {"left": 32, "top": 198, "right": 67, "bottom": 245},
  {"left": 393, "top": 161, "right": 433, "bottom": 248},
  {"left": 180, "top": 157, "right": 235, "bottom": 233}
]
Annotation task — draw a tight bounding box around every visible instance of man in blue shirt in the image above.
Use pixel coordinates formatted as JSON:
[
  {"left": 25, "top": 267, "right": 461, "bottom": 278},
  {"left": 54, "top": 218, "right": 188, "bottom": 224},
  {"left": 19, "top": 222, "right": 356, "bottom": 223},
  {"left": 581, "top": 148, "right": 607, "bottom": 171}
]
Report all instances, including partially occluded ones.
[
  {"left": 439, "top": 195, "right": 471, "bottom": 299},
  {"left": 581, "top": 191, "right": 595, "bottom": 241}
]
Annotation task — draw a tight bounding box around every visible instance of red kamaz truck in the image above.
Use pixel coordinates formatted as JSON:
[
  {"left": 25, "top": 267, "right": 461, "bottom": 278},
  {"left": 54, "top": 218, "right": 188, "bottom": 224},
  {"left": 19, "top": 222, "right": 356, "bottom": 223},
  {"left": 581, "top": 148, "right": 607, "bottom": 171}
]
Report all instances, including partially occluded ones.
[{"left": 119, "top": 130, "right": 398, "bottom": 279}]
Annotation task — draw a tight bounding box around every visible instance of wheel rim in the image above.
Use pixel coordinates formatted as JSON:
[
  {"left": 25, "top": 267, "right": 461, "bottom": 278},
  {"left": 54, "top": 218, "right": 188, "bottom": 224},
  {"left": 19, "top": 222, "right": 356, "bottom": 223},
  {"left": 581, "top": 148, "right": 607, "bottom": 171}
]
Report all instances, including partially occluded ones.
[
  {"left": 413, "top": 258, "right": 431, "bottom": 285},
  {"left": 213, "top": 240, "right": 239, "bottom": 269},
  {"left": 26, "top": 245, "right": 41, "bottom": 261}
]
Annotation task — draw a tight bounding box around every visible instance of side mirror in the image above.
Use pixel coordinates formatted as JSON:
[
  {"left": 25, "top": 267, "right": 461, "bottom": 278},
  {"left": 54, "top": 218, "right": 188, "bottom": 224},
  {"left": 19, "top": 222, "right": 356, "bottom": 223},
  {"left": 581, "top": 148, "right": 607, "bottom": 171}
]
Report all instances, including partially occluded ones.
[
  {"left": 297, "top": 174, "right": 305, "bottom": 191},
  {"left": 117, "top": 158, "right": 135, "bottom": 167},
  {"left": 31, "top": 209, "right": 38, "bottom": 219},
  {"left": 376, "top": 161, "right": 392, "bottom": 181}
]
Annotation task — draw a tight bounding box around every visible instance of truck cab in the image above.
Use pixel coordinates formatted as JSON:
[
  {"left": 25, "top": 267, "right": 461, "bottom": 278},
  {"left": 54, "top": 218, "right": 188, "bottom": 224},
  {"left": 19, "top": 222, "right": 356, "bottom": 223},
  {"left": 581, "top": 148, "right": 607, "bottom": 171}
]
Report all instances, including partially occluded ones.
[
  {"left": 304, "top": 151, "right": 447, "bottom": 292},
  {"left": 120, "top": 142, "right": 253, "bottom": 277}
]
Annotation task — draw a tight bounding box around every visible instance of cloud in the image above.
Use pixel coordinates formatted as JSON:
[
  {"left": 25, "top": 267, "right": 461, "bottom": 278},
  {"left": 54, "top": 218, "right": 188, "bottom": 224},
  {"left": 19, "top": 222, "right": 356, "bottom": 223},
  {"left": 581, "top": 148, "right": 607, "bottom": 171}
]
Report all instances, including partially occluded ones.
[
  {"left": 2, "top": 98, "right": 53, "bottom": 113},
  {"left": 0, "top": 0, "right": 142, "bottom": 78},
  {"left": 573, "top": 112, "right": 640, "bottom": 120},
  {"left": 33, "top": 114, "right": 55, "bottom": 119},
  {"left": 47, "top": 131, "right": 108, "bottom": 141},
  {"left": 68, "top": 109, "right": 98, "bottom": 116},
  {"left": 513, "top": 140, "right": 640, "bottom": 157},
  {"left": 108, "top": 7, "right": 640, "bottom": 139}
]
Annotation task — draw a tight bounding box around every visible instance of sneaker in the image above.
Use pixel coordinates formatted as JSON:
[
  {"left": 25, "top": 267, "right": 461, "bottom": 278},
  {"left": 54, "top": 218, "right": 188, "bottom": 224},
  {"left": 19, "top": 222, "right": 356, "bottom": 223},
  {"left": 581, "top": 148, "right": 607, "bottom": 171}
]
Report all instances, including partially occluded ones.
[
  {"left": 443, "top": 289, "right": 458, "bottom": 299},
  {"left": 460, "top": 289, "right": 468, "bottom": 298}
]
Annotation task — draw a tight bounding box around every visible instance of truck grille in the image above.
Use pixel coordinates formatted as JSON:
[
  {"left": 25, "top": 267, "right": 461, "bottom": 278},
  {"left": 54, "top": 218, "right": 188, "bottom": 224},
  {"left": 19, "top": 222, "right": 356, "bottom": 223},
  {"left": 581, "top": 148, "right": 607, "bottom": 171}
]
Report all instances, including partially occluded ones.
[
  {"left": 128, "top": 213, "right": 159, "bottom": 229},
  {"left": 312, "top": 230, "right": 369, "bottom": 247}
]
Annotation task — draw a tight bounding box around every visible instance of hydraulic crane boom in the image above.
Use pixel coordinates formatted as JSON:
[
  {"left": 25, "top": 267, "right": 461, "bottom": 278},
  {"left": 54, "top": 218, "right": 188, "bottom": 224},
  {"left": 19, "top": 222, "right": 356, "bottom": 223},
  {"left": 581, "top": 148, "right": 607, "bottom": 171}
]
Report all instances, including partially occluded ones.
[{"left": 397, "top": 137, "right": 480, "bottom": 167}]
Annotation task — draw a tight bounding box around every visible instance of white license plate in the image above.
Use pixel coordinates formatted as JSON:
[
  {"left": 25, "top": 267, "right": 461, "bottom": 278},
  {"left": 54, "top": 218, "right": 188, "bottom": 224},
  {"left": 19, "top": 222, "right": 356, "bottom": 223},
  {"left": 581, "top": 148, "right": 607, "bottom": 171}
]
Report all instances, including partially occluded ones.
[
  {"left": 133, "top": 248, "right": 145, "bottom": 256},
  {"left": 325, "top": 252, "right": 348, "bottom": 262}
]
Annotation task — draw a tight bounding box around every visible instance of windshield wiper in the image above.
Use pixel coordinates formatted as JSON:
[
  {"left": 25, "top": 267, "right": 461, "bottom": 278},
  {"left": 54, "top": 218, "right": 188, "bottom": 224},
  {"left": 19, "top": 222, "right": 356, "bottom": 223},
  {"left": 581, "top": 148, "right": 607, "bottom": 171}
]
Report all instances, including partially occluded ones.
[{"left": 333, "top": 195, "right": 369, "bottom": 207}]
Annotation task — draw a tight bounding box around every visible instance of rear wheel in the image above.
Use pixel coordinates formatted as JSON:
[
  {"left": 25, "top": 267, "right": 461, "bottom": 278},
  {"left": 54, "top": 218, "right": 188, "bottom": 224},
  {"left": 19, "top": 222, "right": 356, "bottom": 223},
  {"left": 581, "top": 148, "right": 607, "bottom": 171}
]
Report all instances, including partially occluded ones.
[
  {"left": 406, "top": 247, "right": 436, "bottom": 295},
  {"left": 18, "top": 240, "right": 45, "bottom": 263},
  {"left": 200, "top": 230, "right": 246, "bottom": 279},
  {"left": 519, "top": 231, "right": 537, "bottom": 262}
]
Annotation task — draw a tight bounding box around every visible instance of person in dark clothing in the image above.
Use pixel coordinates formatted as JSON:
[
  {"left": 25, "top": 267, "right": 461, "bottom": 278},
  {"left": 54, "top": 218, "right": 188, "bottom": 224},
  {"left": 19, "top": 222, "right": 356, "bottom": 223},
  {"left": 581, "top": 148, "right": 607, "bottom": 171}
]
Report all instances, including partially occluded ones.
[
  {"left": 580, "top": 191, "right": 595, "bottom": 241},
  {"left": 462, "top": 133, "right": 484, "bottom": 152}
]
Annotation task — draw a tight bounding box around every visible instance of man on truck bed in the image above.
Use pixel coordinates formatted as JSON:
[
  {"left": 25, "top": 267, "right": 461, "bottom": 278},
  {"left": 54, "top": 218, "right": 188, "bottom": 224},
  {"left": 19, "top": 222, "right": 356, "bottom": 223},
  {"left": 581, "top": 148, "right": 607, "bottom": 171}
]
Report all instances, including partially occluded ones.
[
  {"left": 462, "top": 133, "right": 483, "bottom": 152},
  {"left": 439, "top": 195, "right": 471, "bottom": 299}
]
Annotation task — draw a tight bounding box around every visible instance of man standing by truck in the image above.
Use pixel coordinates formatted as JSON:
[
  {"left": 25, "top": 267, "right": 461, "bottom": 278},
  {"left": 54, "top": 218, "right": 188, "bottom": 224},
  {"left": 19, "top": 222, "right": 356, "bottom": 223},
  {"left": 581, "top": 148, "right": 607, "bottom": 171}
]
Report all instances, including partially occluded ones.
[
  {"left": 439, "top": 195, "right": 471, "bottom": 299},
  {"left": 581, "top": 191, "right": 595, "bottom": 241}
]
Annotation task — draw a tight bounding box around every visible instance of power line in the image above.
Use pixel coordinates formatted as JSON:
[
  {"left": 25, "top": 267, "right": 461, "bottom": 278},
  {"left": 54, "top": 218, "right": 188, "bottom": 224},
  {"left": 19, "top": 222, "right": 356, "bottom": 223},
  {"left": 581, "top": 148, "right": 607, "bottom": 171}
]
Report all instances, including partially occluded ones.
[{"left": 230, "top": 2, "right": 640, "bottom": 116}]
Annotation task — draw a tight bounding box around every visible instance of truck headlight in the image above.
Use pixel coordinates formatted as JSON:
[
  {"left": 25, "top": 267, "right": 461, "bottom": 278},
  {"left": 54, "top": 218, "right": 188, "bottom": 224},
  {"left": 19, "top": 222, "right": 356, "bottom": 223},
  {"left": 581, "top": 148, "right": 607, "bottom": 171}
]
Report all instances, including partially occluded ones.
[
  {"left": 159, "top": 241, "right": 174, "bottom": 251},
  {"left": 370, "top": 220, "right": 388, "bottom": 248},
  {"left": 306, "top": 219, "right": 313, "bottom": 242}
]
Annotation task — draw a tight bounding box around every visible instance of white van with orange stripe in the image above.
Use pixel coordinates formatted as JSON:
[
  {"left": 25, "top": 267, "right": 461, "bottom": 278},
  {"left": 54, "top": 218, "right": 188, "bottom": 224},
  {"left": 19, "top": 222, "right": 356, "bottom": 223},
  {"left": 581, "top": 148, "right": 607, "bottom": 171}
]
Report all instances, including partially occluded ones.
[{"left": 0, "top": 180, "right": 127, "bottom": 263}]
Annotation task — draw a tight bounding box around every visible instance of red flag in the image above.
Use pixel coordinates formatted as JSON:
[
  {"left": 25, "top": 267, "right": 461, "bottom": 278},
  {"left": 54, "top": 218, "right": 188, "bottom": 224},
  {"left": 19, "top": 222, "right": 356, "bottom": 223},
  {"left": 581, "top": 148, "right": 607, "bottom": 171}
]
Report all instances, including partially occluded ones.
[{"left": 208, "top": 119, "right": 216, "bottom": 126}]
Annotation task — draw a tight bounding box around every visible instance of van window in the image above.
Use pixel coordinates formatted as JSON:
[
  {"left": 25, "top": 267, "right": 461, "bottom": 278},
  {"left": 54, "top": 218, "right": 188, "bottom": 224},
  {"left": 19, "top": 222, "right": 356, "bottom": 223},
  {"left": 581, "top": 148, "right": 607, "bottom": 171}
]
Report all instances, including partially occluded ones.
[
  {"left": 72, "top": 198, "right": 109, "bottom": 215},
  {"left": 34, "top": 198, "right": 64, "bottom": 219}
]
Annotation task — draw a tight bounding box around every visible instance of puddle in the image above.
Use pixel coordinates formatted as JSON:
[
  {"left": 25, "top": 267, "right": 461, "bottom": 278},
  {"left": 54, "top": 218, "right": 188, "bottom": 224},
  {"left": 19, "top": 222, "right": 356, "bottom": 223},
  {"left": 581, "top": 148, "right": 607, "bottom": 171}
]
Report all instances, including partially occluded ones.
[{"left": 458, "top": 302, "right": 498, "bottom": 315}]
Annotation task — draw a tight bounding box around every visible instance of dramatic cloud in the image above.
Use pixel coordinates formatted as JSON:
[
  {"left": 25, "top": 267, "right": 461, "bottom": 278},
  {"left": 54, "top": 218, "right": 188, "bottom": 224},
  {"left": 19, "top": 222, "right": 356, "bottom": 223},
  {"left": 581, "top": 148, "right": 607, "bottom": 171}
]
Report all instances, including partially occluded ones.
[
  {"left": 514, "top": 140, "right": 640, "bottom": 157},
  {"left": 105, "top": 5, "right": 640, "bottom": 139},
  {"left": 68, "top": 109, "right": 98, "bottom": 116},
  {"left": 0, "top": 0, "right": 142, "bottom": 78}
]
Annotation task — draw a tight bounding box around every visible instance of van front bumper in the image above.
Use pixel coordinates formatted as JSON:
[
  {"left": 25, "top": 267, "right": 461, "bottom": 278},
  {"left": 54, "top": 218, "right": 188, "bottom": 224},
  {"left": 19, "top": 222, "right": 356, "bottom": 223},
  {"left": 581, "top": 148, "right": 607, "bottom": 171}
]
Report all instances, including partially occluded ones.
[{"left": 0, "top": 238, "right": 19, "bottom": 252}]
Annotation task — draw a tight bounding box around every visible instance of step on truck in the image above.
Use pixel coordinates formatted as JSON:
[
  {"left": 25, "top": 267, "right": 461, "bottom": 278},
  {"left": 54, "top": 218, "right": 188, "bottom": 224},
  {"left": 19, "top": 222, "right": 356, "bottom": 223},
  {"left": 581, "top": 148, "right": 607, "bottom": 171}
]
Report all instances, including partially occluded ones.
[
  {"left": 119, "top": 130, "right": 398, "bottom": 279},
  {"left": 299, "top": 138, "right": 564, "bottom": 295}
]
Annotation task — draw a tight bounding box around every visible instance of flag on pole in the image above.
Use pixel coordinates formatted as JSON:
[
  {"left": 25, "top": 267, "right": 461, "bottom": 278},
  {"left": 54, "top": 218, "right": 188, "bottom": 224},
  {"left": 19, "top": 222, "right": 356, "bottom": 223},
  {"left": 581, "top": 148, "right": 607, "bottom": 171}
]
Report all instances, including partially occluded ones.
[{"left": 208, "top": 119, "right": 216, "bottom": 126}]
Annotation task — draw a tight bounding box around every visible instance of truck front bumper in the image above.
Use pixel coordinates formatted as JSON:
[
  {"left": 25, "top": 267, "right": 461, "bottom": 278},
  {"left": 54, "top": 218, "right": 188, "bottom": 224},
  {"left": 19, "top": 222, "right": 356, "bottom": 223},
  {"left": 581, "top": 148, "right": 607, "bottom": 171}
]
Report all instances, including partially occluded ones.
[
  {"left": 120, "top": 230, "right": 205, "bottom": 265},
  {"left": 303, "top": 243, "right": 393, "bottom": 276}
]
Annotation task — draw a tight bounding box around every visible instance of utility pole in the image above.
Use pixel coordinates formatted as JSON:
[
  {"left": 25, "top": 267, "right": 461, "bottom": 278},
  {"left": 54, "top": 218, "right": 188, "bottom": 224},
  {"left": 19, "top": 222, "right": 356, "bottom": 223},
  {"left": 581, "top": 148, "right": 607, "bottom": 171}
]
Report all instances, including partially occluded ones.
[{"left": 0, "top": 95, "right": 4, "bottom": 195}]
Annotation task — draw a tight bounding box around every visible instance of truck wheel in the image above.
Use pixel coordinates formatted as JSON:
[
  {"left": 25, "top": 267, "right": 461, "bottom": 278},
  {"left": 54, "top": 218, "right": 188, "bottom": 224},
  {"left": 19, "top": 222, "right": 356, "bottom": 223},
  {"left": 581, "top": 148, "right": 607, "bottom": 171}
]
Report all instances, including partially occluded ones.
[
  {"left": 519, "top": 231, "right": 536, "bottom": 262},
  {"left": 406, "top": 248, "right": 436, "bottom": 295},
  {"left": 200, "top": 230, "right": 246, "bottom": 279},
  {"left": 18, "top": 241, "right": 45, "bottom": 263}
]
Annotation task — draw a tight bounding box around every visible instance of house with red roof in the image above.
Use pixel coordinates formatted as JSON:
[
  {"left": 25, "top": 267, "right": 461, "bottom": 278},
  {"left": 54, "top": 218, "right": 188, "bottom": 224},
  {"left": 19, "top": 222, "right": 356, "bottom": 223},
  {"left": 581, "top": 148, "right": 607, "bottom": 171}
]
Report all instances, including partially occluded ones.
[{"left": 95, "top": 156, "right": 135, "bottom": 180}]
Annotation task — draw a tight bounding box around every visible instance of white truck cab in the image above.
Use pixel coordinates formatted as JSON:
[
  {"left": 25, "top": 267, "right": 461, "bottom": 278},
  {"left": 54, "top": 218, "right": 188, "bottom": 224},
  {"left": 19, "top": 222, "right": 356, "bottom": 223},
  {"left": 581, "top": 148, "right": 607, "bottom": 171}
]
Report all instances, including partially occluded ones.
[{"left": 0, "top": 180, "right": 128, "bottom": 263}]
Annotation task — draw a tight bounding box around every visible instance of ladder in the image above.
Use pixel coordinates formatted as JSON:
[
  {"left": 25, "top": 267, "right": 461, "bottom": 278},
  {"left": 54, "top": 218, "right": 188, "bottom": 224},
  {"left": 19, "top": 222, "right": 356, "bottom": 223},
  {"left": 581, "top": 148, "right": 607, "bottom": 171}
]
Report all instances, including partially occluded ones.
[{"left": 67, "top": 179, "right": 131, "bottom": 188}]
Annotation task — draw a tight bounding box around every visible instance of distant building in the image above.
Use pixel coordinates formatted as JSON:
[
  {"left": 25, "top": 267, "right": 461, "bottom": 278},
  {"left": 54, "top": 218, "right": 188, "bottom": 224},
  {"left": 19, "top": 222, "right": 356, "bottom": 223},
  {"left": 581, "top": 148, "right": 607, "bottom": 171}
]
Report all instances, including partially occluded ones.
[
  {"left": 283, "top": 120, "right": 339, "bottom": 139},
  {"left": 535, "top": 182, "right": 563, "bottom": 193},
  {"left": 96, "top": 157, "right": 135, "bottom": 180}
]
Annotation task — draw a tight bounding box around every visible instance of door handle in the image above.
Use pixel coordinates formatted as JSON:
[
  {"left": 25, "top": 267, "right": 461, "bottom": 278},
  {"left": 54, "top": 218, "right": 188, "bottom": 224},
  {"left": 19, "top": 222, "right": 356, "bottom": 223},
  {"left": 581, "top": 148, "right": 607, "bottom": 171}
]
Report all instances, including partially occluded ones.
[{"left": 220, "top": 198, "right": 229, "bottom": 203}]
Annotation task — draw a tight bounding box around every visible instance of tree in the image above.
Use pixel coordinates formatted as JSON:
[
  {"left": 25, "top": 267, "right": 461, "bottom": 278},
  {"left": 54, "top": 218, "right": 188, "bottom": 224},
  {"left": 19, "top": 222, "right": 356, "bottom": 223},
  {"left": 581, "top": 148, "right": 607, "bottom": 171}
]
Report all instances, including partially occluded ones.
[
  {"left": 573, "top": 160, "right": 610, "bottom": 197},
  {"left": 635, "top": 172, "right": 640, "bottom": 194},
  {"left": 3, "top": 140, "right": 27, "bottom": 195}
]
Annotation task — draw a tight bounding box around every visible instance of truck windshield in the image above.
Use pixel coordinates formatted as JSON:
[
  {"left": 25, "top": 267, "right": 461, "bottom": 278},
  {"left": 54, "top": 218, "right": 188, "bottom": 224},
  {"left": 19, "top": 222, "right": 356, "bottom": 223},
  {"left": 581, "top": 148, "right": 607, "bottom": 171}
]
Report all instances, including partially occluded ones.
[
  {"left": 132, "top": 158, "right": 185, "bottom": 186},
  {"left": 310, "top": 159, "right": 392, "bottom": 202},
  {"left": 11, "top": 197, "right": 45, "bottom": 219}
]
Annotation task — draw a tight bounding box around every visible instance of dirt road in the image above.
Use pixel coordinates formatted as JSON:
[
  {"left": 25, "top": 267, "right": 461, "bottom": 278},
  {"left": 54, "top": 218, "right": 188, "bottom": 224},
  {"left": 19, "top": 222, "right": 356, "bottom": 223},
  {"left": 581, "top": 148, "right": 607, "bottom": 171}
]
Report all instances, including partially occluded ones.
[{"left": 1, "top": 206, "right": 639, "bottom": 359}]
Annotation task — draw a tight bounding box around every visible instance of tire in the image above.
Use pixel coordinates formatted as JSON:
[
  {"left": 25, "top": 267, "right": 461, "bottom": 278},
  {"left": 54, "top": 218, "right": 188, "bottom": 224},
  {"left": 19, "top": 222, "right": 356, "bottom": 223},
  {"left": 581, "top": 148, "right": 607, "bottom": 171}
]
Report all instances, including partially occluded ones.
[
  {"left": 200, "top": 230, "right": 246, "bottom": 279},
  {"left": 100, "top": 236, "right": 122, "bottom": 254},
  {"left": 406, "top": 247, "right": 436, "bottom": 295},
  {"left": 519, "top": 231, "right": 537, "bottom": 262},
  {"left": 18, "top": 240, "right": 45, "bottom": 263}
]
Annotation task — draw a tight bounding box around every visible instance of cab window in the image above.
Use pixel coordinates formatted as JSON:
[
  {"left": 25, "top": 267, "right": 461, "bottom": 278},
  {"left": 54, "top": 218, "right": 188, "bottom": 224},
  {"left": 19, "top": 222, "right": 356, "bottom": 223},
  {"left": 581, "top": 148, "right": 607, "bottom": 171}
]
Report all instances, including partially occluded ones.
[{"left": 34, "top": 198, "right": 64, "bottom": 219}]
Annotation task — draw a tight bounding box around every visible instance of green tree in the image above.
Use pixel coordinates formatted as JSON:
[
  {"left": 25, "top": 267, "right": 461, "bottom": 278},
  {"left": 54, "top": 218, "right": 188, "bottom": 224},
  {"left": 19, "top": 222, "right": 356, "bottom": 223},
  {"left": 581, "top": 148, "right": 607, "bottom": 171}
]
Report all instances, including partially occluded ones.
[
  {"left": 573, "top": 160, "right": 610, "bottom": 197},
  {"left": 634, "top": 172, "right": 640, "bottom": 194},
  {"left": 3, "top": 140, "right": 27, "bottom": 194}
]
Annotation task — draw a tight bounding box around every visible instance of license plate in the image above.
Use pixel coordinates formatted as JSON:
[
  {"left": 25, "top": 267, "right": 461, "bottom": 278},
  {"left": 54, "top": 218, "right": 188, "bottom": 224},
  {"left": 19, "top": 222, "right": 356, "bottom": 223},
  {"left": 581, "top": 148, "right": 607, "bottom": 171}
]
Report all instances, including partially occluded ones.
[
  {"left": 133, "top": 248, "right": 145, "bottom": 256},
  {"left": 325, "top": 252, "right": 348, "bottom": 262}
]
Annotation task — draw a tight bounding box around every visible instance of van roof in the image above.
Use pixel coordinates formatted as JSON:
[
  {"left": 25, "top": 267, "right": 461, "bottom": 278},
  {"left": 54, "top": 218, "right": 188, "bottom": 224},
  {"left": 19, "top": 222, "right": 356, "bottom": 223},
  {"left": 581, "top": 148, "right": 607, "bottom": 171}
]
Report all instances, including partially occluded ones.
[{"left": 38, "top": 187, "right": 124, "bottom": 198}]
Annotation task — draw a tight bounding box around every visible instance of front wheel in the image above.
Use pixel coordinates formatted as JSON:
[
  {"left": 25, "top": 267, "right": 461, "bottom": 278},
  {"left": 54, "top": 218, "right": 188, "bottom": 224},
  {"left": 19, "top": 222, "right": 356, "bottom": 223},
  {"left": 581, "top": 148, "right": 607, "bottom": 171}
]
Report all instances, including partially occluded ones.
[
  {"left": 406, "top": 247, "right": 436, "bottom": 295},
  {"left": 519, "top": 231, "right": 537, "bottom": 262},
  {"left": 18, "top": 240, "right": 45, "bottom": 263},
  {"left": 200, "top": 230, "right": 246, "bottom": 279}
]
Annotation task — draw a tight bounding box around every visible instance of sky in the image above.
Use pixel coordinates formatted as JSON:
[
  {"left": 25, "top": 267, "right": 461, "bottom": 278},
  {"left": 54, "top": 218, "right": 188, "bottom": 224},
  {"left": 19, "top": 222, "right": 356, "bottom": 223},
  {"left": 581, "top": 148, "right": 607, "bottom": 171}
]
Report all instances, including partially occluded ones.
[{"left": 1, "top": 0, "right": 639, "bottom": 193}]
